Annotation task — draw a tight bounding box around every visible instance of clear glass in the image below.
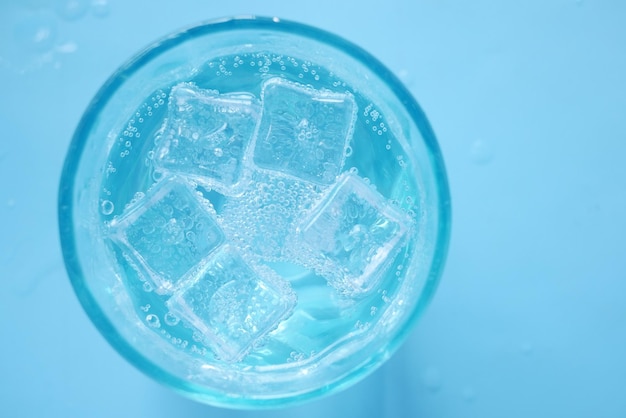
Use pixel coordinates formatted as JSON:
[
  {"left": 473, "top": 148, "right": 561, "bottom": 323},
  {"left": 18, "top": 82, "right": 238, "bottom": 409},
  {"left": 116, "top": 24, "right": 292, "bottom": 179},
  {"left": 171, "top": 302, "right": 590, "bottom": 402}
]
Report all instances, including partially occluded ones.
[{"left": 58, "top": 16, "right": 451, "bottom": 409}]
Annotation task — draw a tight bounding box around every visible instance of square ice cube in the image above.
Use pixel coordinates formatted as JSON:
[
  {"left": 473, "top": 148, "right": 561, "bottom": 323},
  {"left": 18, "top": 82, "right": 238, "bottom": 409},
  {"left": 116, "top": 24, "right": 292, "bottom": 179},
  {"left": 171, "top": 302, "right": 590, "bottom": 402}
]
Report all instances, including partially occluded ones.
[
  {"left": 295, "top": 172, "right": 412, "bottom": 297},
  {"left": 251, "top": 78, "right": 357, "bottom": 185},
  {"left": 154, "top": 83, "right": 260, "bottom": 194},
  {"left": 220, "top": 171, "right": 322, "bottom": 260},
  {"left": 166, "top": 245, "right": 296, "bottom": 363},
  {"left": 107, "top": 176, "right": 225, "bottom": 294}
]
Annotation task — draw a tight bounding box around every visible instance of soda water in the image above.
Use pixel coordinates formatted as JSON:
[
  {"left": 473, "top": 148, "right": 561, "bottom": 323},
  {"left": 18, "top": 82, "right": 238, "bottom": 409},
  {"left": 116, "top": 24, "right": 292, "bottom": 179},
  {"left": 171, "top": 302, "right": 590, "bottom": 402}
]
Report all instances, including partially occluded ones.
[{"left": 98, "top": 51, "right": 422, "bottom": 369}]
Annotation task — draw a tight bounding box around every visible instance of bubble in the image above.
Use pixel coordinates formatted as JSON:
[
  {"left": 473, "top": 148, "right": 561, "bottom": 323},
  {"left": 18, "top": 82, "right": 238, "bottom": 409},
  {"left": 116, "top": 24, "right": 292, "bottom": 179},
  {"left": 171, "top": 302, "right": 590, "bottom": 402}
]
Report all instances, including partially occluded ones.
[
  {"left": 422, "top": 367, "right": 442, "bottom": 392},
  {"left": 470, "top": 140, "right": 493, "bottom": 165},
  {"left": 100, "top": 200, "right": 114, "bottom": 215},
  {"left": 164, "top": 311, "right": 180, "bottom": 326},
  {"left": 54, "top": 0, "right": 90, "bottom": 21},
  {"left": 152, "top": 170, "right": 164, "bottom": 182},
  {"left": 146, "top": 314, "right": 161, "bottom": 328},
  {"left": 140, "top": 304, "right": 151, "bottom": 312}
]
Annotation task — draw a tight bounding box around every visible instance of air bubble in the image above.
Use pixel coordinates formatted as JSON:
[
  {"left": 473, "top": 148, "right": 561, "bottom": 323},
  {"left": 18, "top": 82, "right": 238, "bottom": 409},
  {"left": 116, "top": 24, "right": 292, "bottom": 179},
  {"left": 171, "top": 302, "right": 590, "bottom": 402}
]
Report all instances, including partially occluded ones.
[
  {"left": 146, "top": 314, "right": 161, "bottom": 328},
  {"left": 152, "top": 170, "right": 164, "bottom": 182},
  {"left": 100, "top": 200, "right": 114, "bottom": 215},
  {"left": 164, "top": 312, "right": 180, "bottom": 326}
]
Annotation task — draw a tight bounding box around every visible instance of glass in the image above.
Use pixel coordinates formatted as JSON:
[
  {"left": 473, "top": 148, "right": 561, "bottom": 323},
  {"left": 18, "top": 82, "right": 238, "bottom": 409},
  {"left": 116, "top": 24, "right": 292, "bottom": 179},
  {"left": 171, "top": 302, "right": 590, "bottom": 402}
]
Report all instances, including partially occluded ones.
[{"left": 58, "top": 16, "right": 451, "bottom": 409}]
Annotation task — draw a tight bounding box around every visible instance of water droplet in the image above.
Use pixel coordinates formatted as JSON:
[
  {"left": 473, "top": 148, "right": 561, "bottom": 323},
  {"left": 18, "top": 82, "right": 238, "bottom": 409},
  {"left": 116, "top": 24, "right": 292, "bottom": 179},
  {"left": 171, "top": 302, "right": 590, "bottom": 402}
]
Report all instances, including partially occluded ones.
[
  {"left": 422, "top": 367, "right": 442, "bottom": 392},
  {"left": 54, "top": 0, "right": 89, "bottom": 21},
  {"left": 462, "top": 387, "right": 477, "bottom": 403},
  {"left": 55, "top": 41, "right": 77, "bottom": 54},
  {"left": 14, "top": 13, "right": 58, "bottom": 53},
  {"left": 91, "top": 0, "right": 110, "bottom": 17},
  {"left": 164, "top": 312, "right": 180, "bottom": 326},
  {"left": 521, "top": 342, "right": 533, "bottom": 356},
  {"left": 100, "top": 199, "right": 114, "bottom": 215},
  {"left": 396, "top": 68, "right": 415, "bottom": 88},
  {"left": 146, "top": 314, "right": 160, "bottom": 328},
  {"left": 470, "top": 140, "right": 493, "bottom": 165}
]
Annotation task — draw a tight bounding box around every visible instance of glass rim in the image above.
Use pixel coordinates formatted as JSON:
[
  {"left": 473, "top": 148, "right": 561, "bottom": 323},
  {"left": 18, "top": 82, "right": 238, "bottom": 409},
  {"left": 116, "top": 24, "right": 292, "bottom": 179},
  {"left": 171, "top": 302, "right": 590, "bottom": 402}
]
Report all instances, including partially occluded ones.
[{"left": 58, "top": 15, "right": 452, "bottom": 408}]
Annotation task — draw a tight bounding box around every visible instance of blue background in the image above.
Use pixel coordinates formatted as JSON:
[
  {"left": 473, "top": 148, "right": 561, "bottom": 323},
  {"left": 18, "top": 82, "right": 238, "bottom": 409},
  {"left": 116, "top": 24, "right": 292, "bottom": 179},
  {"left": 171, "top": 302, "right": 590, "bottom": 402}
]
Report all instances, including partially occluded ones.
[{"left": 1, "top": 0, "right": 625, "bottom": 417}]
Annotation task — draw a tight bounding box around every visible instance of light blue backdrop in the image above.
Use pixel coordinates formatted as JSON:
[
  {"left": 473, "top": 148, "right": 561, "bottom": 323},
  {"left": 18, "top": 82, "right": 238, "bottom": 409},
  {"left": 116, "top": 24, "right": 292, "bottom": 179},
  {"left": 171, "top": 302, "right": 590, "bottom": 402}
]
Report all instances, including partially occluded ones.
[{"left": 1, "top": 1, "right": 625, "bottom": 417}]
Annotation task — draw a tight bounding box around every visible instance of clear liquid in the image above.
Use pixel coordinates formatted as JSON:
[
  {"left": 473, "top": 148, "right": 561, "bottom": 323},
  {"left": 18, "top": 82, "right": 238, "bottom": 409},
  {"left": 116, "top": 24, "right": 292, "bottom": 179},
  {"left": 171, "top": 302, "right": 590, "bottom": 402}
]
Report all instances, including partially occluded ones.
[{"left": 100, "top": 51, "right": 422, "bottom": 370}]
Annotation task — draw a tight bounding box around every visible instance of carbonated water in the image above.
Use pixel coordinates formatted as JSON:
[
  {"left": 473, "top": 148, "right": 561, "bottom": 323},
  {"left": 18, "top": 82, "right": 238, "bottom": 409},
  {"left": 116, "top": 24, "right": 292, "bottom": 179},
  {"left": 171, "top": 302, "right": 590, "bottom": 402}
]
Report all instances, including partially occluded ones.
[{"left": 100, "top": 52, "right": 422, "bottom": 369}]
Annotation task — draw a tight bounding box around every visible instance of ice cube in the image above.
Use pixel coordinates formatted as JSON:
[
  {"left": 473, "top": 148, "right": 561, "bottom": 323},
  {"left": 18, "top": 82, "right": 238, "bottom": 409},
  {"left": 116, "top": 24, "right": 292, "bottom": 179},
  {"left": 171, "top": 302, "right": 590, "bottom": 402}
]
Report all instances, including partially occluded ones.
[
  {"left": 220, "top": 170, "right": 322, "bottom": 260},
  {"left": 251, "top": 78, "right": 357, "bottom": 185},
  {"left": 293, "top": 172, "right": 412, "bottom": 297},
  {"left": 107, "top": 176, "right": 225, "bottom": 294},
  {"left": 166, "top": 245, "right": 296, "bottom": 363},
  {"left": 154, "top": 83, "right": 260, "bottom": 194}
]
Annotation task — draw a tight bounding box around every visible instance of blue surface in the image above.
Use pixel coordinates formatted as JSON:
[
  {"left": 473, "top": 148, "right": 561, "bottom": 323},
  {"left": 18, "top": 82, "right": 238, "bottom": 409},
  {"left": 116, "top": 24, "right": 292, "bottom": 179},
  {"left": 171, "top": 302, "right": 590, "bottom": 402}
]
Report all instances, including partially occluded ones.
[{"left": 1, "top": 1, "right": 625, "bottom": 417}]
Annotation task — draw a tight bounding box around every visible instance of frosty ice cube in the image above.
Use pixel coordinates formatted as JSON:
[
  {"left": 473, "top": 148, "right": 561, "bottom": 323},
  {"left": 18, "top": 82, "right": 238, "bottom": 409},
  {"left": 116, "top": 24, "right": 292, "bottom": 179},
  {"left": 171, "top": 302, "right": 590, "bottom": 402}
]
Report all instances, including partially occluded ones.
[
  {"left": 295, "top": 172, "right": 412, "bottom": 297},
  {"left": 107, "top": 176, "right": 225, "bottom": 294},
  {"left": 220, "top": 171, "right": 322, "bottom": 260},
  {"left": 166, "top": 245, "right": 296, "bottom": 363},
  {"left": 251, "top": 78, "right": 357, "bottom": 185},
  {"left": 154, "top": 83, "right": 260, "bottom": 194}
]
